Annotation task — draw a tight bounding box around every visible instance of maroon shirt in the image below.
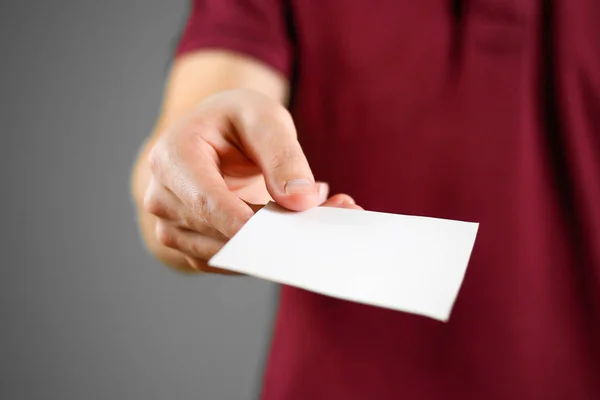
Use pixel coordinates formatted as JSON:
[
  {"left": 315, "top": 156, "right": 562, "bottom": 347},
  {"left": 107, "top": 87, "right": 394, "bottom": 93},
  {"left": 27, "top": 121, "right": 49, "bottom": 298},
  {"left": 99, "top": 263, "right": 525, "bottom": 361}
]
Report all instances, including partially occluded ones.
[{"left": 176, "top": 1, "right": 600, "bottom": 398}]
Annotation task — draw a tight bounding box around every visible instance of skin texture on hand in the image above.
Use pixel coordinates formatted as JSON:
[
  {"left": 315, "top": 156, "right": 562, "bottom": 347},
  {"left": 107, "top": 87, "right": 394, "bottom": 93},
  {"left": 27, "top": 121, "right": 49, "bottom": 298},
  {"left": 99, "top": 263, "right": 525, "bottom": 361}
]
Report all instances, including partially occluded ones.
[{"left": 142, "top": 89, "right": 361, "bottom": 274}]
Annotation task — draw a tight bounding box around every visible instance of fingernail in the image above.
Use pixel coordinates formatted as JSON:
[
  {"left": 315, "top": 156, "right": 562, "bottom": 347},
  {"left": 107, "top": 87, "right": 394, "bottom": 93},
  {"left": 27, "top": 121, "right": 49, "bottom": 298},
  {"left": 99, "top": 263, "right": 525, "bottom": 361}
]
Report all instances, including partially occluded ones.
[
  {"left": 329, "top": 195, "right": 356, "bottom": 206},
  {"left": 317, "top": 182, "right": 329, "bottom": 203},
  {"left": 284, "top": 179, "right": 316, "bottom": 195}
]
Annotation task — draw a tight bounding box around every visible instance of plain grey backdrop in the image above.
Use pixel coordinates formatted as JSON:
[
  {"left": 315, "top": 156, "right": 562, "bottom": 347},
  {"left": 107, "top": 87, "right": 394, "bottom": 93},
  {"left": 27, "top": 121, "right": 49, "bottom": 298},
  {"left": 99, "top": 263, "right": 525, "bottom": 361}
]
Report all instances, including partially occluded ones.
[{"left": 1, "top": 1, "right": 278, "bottom": 399}]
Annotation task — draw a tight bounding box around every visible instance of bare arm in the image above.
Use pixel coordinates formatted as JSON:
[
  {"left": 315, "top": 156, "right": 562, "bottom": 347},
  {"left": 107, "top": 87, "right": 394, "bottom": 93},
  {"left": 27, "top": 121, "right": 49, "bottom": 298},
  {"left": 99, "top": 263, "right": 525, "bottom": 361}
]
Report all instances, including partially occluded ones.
[{"left": 131, "top": 51, "right": 288, "bottom": 272}]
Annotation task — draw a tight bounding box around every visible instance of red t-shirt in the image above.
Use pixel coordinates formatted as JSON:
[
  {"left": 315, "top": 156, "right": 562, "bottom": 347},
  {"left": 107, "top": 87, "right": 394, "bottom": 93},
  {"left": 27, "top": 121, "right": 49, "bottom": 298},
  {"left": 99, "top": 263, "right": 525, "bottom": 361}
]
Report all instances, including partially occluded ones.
[{"left": 176, "top": 1, "right": 600, "bottom": 399}]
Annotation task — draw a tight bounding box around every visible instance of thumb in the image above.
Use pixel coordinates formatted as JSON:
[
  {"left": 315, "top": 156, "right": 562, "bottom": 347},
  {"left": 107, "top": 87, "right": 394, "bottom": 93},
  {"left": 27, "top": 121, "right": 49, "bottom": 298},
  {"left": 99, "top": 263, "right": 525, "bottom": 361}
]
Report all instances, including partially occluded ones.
[
  {"left": 235, "top": 111, "right": 321, "bottom": 211},
  {"left": 243, "top": 181, "right": 329, "bottom": 214},
  {"left": 259, "top": 141, "right": 321, "bottom": 211}
]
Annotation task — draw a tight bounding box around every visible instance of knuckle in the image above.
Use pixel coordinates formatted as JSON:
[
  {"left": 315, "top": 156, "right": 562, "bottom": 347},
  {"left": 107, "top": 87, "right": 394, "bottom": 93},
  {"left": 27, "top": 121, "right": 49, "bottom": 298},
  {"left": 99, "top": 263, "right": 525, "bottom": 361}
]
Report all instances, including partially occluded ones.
[
  {"left": 148, "top": 138, "right": 179, "bottom": 178},
  {"left": 187, "top": 257, "right": 210, "bottom": 272},
  {"left": 189, "top": 191, "right": 211, "bottom": 223},
  {"left": 181, "top": 212, "right": 205, "bottom": 231},
  {"left": 187, "top": 238, "right": 206, "bottom": 260},
  {"left": 218, "top": 211, "right": 250, "bottom": 239},
  {"left": 147, "top": 145, "right": 163, "bottom": 175},
  {"left": 143, "top": 193, "right": 164, "bottom": 217},
  {"left": 267, "top": 145, "right": 304, "bottom": 172},
  {"left": 225, "top": 212, "right": 245, "bottom": 235},
  {"left": 143, "top": 181, "right": 173, "bottom": 219},
  {"left": 271, "top": 106, "right": 294, "bottom": 129},
  {"left": 216, "top": 217, "right": 236, "bottom": 239},
  {"left": 241, "top": 101, "right": 296, "bottom": 141},
  {"left": 155, "top": 221, "right": 178, "bottom": 249}
]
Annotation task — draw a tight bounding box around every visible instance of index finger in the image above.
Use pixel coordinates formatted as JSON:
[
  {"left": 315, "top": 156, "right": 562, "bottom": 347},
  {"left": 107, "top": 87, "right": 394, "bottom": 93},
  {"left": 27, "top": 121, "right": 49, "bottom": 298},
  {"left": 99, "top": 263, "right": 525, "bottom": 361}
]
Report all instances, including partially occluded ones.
[{"left": 150, "top": 136, "right": 254, "bottom": 238}]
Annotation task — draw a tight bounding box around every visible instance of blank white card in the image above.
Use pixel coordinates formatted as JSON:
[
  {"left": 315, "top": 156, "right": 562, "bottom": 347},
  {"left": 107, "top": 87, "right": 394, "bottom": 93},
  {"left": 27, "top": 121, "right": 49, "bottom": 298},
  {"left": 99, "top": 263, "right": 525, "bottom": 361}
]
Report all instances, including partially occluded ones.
[{"left": 209, "top": 202, "right": 479, "bottom": 322}]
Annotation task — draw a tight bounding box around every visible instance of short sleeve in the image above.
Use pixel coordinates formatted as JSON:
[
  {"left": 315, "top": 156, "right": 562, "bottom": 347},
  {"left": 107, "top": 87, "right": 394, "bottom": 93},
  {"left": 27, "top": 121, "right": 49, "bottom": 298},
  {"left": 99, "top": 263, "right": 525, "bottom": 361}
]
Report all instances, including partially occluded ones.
[{"left": 175, "top": 0, "right": 292, "bottom": 77}]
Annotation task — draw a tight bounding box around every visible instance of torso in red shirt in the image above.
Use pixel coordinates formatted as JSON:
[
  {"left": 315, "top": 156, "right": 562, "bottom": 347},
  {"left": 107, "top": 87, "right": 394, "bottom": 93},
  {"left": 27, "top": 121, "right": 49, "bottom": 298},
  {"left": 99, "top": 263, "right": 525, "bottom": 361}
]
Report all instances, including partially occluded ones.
[{"left": 177, "top": 1, "right": 600, "bottom": 398}]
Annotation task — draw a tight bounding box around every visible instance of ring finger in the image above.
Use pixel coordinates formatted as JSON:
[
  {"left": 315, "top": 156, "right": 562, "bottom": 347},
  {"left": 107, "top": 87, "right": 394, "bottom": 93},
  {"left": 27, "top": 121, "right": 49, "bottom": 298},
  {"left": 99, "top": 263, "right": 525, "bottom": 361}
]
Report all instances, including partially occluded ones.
[{"left": 155, "top": 220, "right": 226, "bottom": 261}]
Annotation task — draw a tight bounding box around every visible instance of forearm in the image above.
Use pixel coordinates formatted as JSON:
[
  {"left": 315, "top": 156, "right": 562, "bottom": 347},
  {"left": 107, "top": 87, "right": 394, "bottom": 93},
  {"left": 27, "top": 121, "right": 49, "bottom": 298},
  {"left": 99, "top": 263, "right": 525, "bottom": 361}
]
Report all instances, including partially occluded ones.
[{"left": 131, "top": 50, "right": 288, "bottom": 272}]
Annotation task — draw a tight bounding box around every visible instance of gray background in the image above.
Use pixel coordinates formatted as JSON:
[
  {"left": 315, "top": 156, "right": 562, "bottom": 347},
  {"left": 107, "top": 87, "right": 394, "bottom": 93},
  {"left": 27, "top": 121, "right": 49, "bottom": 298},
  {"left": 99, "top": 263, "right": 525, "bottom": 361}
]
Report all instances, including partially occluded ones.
[{"left": 1, "top": 1, "right": 278, "bottom": 399}]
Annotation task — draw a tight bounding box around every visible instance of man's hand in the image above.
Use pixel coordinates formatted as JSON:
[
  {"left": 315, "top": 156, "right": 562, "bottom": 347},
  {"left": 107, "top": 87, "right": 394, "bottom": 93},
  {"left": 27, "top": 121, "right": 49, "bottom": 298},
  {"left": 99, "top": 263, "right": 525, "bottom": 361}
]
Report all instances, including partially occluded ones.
[{"left": 142, "top": 89, "right": 359, "bottom": 273}]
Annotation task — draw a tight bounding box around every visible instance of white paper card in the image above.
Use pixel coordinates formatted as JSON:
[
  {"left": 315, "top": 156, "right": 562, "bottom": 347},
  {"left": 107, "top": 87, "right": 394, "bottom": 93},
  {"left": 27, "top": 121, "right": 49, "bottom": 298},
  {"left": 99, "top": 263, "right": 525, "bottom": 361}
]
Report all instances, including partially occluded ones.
[{"left": 209, "top": 202, "right": 479, "bottom": 321}]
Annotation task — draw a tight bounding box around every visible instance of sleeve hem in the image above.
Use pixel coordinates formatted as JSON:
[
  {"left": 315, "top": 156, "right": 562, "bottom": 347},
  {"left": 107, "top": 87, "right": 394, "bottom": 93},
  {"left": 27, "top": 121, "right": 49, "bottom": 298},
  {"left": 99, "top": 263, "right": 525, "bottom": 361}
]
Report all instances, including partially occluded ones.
[{"left": 175, "top": 35, "right": 291, "bottom": 78}]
